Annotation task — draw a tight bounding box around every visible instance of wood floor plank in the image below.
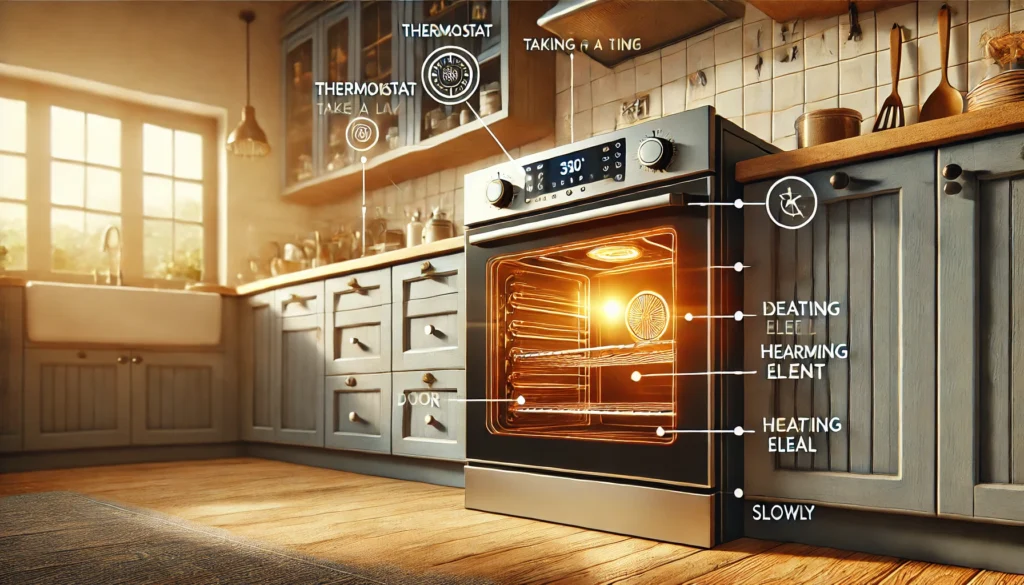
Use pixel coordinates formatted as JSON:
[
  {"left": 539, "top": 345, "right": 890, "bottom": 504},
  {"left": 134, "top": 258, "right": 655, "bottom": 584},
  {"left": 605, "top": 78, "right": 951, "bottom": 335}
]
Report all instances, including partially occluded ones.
[
  {"left": 547, "top": 542, "right": 700, "bottom": 585},
  {"left": 878, "top": 561, "right": 980, "bottom": 584},
  {"left": 615, "top": 538, "right": 783, "bottom": 585},
  {"left": 679, "top": 543, "right": 858, "bottom": 584},
  {"left": 969, "top": 572, "right": 1024, "bottom": 585}
]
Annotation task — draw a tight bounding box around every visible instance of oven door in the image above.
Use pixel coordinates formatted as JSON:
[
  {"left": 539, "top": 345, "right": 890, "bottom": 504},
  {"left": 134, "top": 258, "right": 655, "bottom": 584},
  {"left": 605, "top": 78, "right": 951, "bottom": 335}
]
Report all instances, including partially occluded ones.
[{"left": 466, "top": 177, "right": 737, "bottom": 488}]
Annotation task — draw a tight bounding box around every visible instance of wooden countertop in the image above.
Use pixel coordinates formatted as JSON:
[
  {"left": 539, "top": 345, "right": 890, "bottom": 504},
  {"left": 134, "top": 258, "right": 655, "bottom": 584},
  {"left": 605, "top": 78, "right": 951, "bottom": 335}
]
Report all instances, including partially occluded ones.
[
  {"left": 232, "top": 237, "right": 465, "bottom": 296},
  {"left": 736, "top": 103, "right": 1024, "bottom": 184},
  {"left": 0, "top": 275, "right": 27, "bottom": 287}
]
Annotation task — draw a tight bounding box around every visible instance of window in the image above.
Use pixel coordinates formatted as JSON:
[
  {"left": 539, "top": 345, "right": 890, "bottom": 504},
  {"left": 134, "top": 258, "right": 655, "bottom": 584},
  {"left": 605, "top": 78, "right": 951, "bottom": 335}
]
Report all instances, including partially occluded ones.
[
  {"left": 0, "top": 97, "right": 27, "bottom": 271},
  {"left": 0, "top": 76, "right": 216, "bottom": 284}
]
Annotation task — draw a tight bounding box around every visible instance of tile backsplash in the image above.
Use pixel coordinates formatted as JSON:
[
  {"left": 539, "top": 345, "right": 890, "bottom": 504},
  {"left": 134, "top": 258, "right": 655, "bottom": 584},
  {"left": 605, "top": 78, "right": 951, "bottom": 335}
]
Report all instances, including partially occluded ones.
[{"left": 316, "top": 1, "right": 1022, "bottom": 234}]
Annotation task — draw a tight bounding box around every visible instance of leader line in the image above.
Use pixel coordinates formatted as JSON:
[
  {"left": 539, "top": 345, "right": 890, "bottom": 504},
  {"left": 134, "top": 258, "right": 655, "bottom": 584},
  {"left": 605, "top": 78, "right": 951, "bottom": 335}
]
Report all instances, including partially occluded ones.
[
  {"left": 688, "top": 200, "right": 766, "bottom": 207},
  {"left": 632, "top": 371, "right": 757, "bottom": 381},
  {"left": 449, "top": 396, "right": 526, "bottom": 404},
  {"left": 656, "top": 426, "right": 754, "bottom": 437}
]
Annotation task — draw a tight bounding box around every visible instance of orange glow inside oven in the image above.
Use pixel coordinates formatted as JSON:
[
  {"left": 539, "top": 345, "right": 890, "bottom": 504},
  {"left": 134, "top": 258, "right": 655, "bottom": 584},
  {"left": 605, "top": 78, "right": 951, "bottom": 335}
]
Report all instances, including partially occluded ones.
[{"left": 485, "top": 226, "right": 693, "bottom": 445}]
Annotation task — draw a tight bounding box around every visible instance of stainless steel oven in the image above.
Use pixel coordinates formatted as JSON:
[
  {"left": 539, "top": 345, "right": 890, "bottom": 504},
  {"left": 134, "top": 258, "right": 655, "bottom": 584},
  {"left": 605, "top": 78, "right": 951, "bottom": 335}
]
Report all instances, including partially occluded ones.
[{"left": 462, "top": 108, "right": 775, "bottom": 547}]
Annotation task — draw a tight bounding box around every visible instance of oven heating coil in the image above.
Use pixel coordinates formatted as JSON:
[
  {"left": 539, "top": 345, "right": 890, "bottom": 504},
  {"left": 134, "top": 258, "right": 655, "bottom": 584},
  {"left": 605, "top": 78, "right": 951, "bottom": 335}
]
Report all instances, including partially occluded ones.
[{"left": 625, "top": 291, "right": 670, "bottom": 342}]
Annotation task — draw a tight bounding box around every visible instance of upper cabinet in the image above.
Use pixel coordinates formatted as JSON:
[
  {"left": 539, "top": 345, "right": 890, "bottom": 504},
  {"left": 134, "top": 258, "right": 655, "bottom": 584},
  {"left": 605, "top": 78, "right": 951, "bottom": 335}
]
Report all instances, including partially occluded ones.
[{"left": 281, "top": 1, "right": 554, "bottom": 204}]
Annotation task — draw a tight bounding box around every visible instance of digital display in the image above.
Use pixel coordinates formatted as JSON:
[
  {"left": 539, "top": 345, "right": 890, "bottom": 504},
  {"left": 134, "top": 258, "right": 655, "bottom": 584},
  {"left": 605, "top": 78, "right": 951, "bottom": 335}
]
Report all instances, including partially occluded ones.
[{"left": 523, "top": 139, "right": 625, "bottom": 197}]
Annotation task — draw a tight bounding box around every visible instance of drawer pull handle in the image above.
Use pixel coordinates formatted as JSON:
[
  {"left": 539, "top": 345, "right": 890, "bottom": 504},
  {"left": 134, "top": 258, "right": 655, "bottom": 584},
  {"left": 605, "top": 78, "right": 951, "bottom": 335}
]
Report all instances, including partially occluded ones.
[
  {"left": 830, "top": 172, "right": 851, "bottom": 190},
  {"left": 424, "top": 414, "right": 435, "bottom": 425},
  {"left": 942, "top": 164, "right": 962, "bottom": 180},
  {"left": 420, "top": 261, "right": 433, "bottom": 273},
  {"left": 345, "top": 376, "right": 357, "bottom": 387},
  {"left": 422, "top": 372, "right": 437, "bottom": 385},
  {"left": 285, "top": 293, "right": 316, "bottom": 306},
  {"left": 424, "top": 324, "right": 439, "bottom": 336},
  {"left": 131, "top": 356, "right": 143, "bottom": 364},
  {"left": 349, "top": 337, "right": 363, "bottom": 347},
  {"left": 349, "top": 411, "right": 360, "bottom": 423},
  {"left": 944, "top": 182, "right": 962, "bottom": 195},
  {"left": 77, "top": 351, "right": 88, "bottom": 359},
  {"left": 347, "top": 277, "right": 360, "bottom": 289},
  {"left": 117, "top": 355, "right": 128, "bottom": 364}
]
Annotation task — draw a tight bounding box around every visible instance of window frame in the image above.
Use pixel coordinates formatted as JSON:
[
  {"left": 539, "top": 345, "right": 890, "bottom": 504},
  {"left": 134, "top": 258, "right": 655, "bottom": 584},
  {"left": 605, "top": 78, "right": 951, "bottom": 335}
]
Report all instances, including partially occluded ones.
[{"left": 0, "top": 75, "right": 218, "bottom": 287}]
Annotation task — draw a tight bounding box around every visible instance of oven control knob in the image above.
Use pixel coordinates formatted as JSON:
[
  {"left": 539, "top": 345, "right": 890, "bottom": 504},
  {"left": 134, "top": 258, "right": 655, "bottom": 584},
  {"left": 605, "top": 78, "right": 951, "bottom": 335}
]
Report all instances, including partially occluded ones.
[
  {"left": 485, "top": 178, "right": 514, "bottom": 208},
  {"left": 637, "top": 137, "right": 673, "bottom": 170}
]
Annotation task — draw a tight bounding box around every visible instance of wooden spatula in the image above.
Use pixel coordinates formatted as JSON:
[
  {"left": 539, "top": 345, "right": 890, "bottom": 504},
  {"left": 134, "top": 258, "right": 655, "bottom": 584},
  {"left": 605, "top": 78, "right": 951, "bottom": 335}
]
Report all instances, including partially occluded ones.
[
  {"left": 920, "top": 4, "right": 964, "bottom": 121},
  {"left": 873, "top": 24, "right": 905, "bottom": 131}
]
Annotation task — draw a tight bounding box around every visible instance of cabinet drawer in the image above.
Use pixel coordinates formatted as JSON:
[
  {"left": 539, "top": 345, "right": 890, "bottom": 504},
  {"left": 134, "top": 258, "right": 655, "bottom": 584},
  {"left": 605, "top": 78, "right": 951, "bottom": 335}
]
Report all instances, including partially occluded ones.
[
  {"left": 393, "top": 253, "right": 464, "bottom": 301},
  {"left": 275, "top": 282, "right": 325, "bottom": 318},
  {"left": 325, "top": 373, "right": 391, "bottom": 454},
  {"left": 326, "top": 267, "right": 390, "bottom": 311},
  {"left": 326, "top": 306, "right": 392, "bottom": 375},
  {"left": 393, "top": 293, "right": 463, "bottom": 371},
  {"left": 391, "top": 369, "right": 465, "bottom": 460}
]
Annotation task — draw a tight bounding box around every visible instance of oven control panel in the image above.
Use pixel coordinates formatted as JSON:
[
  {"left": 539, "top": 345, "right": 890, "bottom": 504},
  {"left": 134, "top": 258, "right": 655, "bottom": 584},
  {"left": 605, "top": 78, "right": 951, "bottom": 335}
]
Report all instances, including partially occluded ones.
[{"left": 464, "top": 108, "right": 715, "bottom": 226}]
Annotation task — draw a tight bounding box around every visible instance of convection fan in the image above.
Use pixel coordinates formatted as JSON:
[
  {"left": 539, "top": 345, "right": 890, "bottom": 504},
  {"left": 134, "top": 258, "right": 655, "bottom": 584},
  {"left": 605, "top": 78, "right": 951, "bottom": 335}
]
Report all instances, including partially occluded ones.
[{"left": 625, "top": 291, "right": 669, "bottom": 342}]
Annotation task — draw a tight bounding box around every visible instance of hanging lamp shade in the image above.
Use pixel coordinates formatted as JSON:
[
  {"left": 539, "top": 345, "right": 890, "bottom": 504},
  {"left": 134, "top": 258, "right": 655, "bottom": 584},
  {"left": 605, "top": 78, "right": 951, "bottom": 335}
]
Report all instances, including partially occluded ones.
[{"left": 227, "top": 10, "right": 270, "bottom": 157}]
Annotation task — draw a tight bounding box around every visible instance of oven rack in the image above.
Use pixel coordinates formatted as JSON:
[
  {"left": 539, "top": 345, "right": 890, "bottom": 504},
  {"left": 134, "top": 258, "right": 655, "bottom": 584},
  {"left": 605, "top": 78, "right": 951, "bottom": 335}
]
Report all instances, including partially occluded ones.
[
  {"left": 511, "top": 341, "right": 673, "bottom": 368},
  {"left": 513, "top": 402, "right": 675, "bottom": 417}
]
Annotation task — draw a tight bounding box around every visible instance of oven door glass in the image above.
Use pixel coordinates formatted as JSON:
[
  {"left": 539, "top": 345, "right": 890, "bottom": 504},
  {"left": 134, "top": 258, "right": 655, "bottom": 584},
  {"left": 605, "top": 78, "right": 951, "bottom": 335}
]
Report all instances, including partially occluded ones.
[{"left": 467, "top": 192, "right": 724, "bottom": 487}]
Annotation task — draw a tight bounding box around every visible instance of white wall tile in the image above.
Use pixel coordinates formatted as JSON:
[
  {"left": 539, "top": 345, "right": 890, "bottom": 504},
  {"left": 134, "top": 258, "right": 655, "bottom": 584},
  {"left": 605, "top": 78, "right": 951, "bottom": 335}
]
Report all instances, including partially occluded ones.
[
  {"left": 716, "top": 17, "right": 743, "bottom": 33},
  {"left": 840, "top": 16, "right": 876, "bottom": 59},
  {"left": 635, "top": 51, "right": 661, "bottom": 65},
  {"left": 774, "top": 72, "right": 804, "bottom": 110},
  {"left": 773, "top": 105, "right": 803, "bottom": 140},
  {"left": 662, "top": 48, "right": 688, "bottom": 84},
  {"left": 840, "top": 53, "right": 877, "bottom": 93},
  {"left": 591, "top": 73, "right": 617, "bottom": 106},
  {"left": 744, "top": 80, "right": 772, "bottom": 115},
  {"left": 572, "top": 53, "right": 592, "bottom": 87},
  {"left": 687, "top": 96, "right": 715, "bottom": 110},
  {"left": 555, "top": 51, "right": 571, "bottom": 94},
  {"left": 574, "top": 83, "right": 592, "bottom": 113},
  {"left": 839, "top": 88, "right": 877, "bottom": 120},
  {"left": 969, "top": 0, "right": 1010, "bottom": 22},
  {"left": 636, "top": 58, "right": 662, "bottom": 93},
  {"left": 663, "top": 77, "right": 687, "bottom": 115},
  {"left": 717, "top": 88, "right": 743, "bottom": 118},
  {"left": 613, "top": 68, "right": 636, "bottom": 102},
  {"left": 919, "top": 1, "right": 967, "bottom": 36},
  {"left": 862, "top": 116, "right": 877, "bottom": 134},
  {"left": 744, "top": 3, "right": 770, "bottom": 23},
  {"left": 592, "top": 101, "right": 618, "bottom": 135},
  {"left": 805, "top": 25, "right": 840, "bottom": 67},
  {"left": 774, "top": 19, "right": 802, "bottom": 47},
  {"left": 806, "top": 97, "right": 840, "bottom": 116},
  {"left": 687, "top": 68, "right": 716, "bottom": 103},
  {"left": 743, "top": 112, "right": 772, "bottom": 142},
  {"left": 1013, "top": 0, "right": 1024, "bottom": 11},
  {"left": 744, "top": 50, "right": 773, "bottom": 85},
  {"left": 969, "top": 13, "right": 1010, "bottom": 60},
  {"left": 662, "top": 40, "right": 686, "bottom": 57},
  {"left": 772, "top": 134, "right": 798, "bottom": 152},
  {"left": 805, "top": 63, "right": 839, "bottom": 102},
  {"left": 687, "top": 29, "right": 715, "bottom": 47},
  {"left": 877, "top": 3, "right": 919, "bottom": 47},
  {"left": 969, "top": 58, "right": 1003, "bottom": 86},
  {"left": 645, "top": 86, "right": 663, "bottom": 119},
  {"left": 688, "top": 38, "right": 715, "bottom": 73},
  {"left": 917, "top": 25, "right": 969, "bottom": 73},
  {"left": 1012, "top": 9, "right": 1024, "bottom": 30},
  {"left": 716, "top": 27, "right": 743, "bottom": 64},
  {"left": 744, "top": 22, "right": 770, "bottom": 57},
  {"left": 717, "top": 59, "right": 743, "bottom": 92},
  {"left": 774, "top": 43, "right": 804, "bottom": 77},
  {"left": 805, "top": 16, "right": 839, "bottom": 37},
  {"left": 591, "top": 57, "right": 612, "bottom": 81}
]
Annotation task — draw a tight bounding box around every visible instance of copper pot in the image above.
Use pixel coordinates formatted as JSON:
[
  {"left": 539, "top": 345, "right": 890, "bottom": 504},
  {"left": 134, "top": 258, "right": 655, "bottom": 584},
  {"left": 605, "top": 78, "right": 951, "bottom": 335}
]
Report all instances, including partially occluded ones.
[{"left": 795, "top": 108, "right": 861, "bottom": 148}]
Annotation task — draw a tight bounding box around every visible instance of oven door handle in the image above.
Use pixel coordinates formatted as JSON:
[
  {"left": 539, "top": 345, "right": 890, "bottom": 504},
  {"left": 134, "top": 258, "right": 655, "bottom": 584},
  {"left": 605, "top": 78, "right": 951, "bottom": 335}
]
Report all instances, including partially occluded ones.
[{"left": 468, "top": 192, "right": 688, "bottom": 245}]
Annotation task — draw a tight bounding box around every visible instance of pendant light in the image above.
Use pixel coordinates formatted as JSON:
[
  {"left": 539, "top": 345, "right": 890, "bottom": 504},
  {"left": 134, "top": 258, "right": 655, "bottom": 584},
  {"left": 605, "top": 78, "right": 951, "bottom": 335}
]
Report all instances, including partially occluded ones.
[{"left": 227, "top": 10, "right": 270, "bottom": 157}]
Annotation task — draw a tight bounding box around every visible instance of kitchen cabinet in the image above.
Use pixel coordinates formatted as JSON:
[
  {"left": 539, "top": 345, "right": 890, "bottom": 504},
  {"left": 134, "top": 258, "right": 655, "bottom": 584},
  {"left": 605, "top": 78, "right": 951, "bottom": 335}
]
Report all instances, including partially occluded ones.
[
  {"left": 239, "top": 292, "right": 276, "bottom": 443},
  {"left": 743, "top": 151, "right": 937, "bottom": 514},
  {"left": 391, "top": 369, "right": 466, "bottom": 460},
  {"left": 0, "top": 287, "right": 23, "bottom": 452},
  {"left": 937, "top": 135, "right": 1024, "bottom": 524},
  {"left": 272, "top": 313, "right": 326, "bottom": 447},
  {"left": 279, "top": 1, "right": 553, "bottom": 204},
  {"left": 325, "top": 372, "right": 391, "bottom": 453},
  {"left": 23, "top": 349, "right": 131, "bottom": 451},
  {"left": 129, "top": 351, "right": 225, "bottom": 445},
  {"left": 325, "top": 268, "right": 392, "bottom": 375},
  {"left": 392, "top": 253, "right": 466, "bottom": 372}
]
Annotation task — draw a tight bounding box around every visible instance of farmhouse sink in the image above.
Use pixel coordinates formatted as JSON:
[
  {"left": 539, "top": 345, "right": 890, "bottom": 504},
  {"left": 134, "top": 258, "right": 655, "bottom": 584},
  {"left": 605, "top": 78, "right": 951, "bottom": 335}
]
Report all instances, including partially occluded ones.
[{"left": 24, "top": 282, "right": 222, "bottom": 346}]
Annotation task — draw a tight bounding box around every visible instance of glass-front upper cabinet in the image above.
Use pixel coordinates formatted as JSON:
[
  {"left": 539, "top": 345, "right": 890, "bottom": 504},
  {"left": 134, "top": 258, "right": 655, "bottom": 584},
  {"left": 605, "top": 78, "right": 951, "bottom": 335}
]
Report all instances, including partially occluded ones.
[
  {"left": 413, "top": 0, "right": 502, "bottom": 142},
  {"left": 358, "top": 1, "right": 404, "bottom": 157},
  {"left": 283, "top": 30, "right": 316, "bottom": 188},
  {"left": 322, "top": 5, "right": 353, "bottom": 173}
]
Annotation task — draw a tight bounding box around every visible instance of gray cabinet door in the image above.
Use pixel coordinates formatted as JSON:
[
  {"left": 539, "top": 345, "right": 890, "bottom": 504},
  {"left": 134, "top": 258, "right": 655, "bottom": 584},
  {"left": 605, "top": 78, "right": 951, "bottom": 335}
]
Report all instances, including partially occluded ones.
[
  {"left": 129, "top": 351, "right": 225, "bottom": 445},
  {"left": 325, "top": 373, "right": 391, "bottom": 453},
  {"left": 0, "top": 287, "right": 23, "bottom": 452},
  {"left": 272, "top": 313, "right": 325, "bottom": 447},
  {"left": 239, "top": 293, "right": 276, "bottom": 443},
  {"left": 743, "top": 151, "right": 937, "bottom": 514},
  {"left": 326, "top": 305, "right": 392, "bottom": 375},
  {"left": 391, "top": 369, "right": 466, "bottom": 461},
  {"left": 23, "top": 349, "right": 131, "bottom": 451},
  {"left": 325, "top": 267, "right": 391, "bottom": 312},
  {"left": 392, "top": 253, "right": 465, "bottom": 372},
  {"left": 938, "top": 135, "right": 1024, "bottom": 523}
]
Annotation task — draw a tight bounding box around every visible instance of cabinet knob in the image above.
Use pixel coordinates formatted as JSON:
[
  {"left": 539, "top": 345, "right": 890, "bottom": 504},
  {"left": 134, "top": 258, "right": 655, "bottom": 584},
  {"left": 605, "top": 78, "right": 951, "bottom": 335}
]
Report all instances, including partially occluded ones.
[
  {"left": 345, "top": 376, "right": 357, "bottom": 387},
  {"left": 349, "top": 411, "right": 360, "bottom": 423},
  {"left": 424, "top": 324, "right": 438, "bottom": 336},
  {"left": 116, "top": 355, "right": 128, "bottom": 364},
  {"left": 944, "top": 182, "right": 963, "bottom": 195},
  {"left": 942, "top": 163, "right": 962, "bottom": 180},
  {"left": 420, "top": 261, "right": 433, "bottom": 273},
  {"left": 349, "top": 337, "right": 361, "bottom": 346},
  {"left": 347, "top": 277, "right": 360, "bottom": 289},
  {"left": 422, "top": 372, "right": 437, "bottom": 385},
  {"left": 77, "top": 351, "right": 87, "bottom": 359},
  {"left": 424, "top": 414, "right": 435, "bottom": 425},
  {"left": 830, "top": 172, "right": 851, "bottom": 190},
  {"left": 131, "top": 356, "right": 143, "bottom": 364}
]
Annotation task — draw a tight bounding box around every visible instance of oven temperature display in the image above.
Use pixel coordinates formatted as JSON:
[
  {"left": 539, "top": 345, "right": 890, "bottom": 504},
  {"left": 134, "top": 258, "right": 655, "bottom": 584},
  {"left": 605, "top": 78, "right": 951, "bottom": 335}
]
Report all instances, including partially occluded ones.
[{"left": 523, "top": 139, "right": 625, "bottom": 196}]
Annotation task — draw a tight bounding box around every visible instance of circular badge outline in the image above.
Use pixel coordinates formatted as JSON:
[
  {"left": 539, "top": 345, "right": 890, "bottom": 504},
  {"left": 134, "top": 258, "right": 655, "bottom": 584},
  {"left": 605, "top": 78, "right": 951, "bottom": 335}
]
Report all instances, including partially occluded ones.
[
  {"left": 765, "top": 175, "right": 818, "bottom": 230},
  {"left": 420, "top": 45, "right": 481, "bottom": 106},
  {"left": 344, "top": 116, "right": 380, "bottom": 153}
]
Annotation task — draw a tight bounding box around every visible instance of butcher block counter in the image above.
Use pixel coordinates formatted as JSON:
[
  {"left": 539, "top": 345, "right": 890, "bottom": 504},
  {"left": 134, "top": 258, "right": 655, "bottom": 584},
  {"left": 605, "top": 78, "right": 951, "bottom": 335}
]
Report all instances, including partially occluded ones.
[{"left": 735, "top": 102, "right": 1024, "bottom": 184}]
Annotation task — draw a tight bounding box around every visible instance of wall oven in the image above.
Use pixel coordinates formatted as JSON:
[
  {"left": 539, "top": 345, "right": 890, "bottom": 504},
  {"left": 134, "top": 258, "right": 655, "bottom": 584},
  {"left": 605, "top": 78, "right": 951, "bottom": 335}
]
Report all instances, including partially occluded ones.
[{"left": 462, "top": 108, "right": 774, "bottom": 547}]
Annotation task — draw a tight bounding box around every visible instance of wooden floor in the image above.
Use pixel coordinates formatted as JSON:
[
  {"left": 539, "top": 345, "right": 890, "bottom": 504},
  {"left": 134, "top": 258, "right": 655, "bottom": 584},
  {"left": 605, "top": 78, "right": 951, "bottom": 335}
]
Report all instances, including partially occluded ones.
[{"left": 0, "top": 458, "right": 1021, "bottom": 585}]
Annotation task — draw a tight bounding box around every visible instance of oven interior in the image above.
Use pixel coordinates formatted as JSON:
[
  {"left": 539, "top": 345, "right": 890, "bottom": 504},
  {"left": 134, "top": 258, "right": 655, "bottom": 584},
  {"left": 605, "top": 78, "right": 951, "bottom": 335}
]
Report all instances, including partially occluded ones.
[{"left": 486, "top": 226, "right": 710, "bottom": 445}]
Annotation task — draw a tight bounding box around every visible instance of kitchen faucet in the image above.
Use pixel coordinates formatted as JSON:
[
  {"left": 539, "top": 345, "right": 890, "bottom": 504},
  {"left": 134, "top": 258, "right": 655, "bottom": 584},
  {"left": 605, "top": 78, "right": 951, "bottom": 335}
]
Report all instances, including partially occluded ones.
[{"left": 100, "top": 225, "right": 123, "bottom": 286}]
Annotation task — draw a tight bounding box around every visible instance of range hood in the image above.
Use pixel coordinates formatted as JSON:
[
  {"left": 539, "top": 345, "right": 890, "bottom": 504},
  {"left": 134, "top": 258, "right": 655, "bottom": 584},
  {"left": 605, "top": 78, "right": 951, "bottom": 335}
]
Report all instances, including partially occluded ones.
[{"left": 538, "top": 0, "right": 745, "bottom": 67}]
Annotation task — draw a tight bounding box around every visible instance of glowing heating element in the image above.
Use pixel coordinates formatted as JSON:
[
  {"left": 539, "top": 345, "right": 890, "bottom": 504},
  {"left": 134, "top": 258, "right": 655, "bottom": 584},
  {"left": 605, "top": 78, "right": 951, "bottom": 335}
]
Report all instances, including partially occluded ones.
[{"left": 586, "top": 244, "right": 642, "bottom": 263}]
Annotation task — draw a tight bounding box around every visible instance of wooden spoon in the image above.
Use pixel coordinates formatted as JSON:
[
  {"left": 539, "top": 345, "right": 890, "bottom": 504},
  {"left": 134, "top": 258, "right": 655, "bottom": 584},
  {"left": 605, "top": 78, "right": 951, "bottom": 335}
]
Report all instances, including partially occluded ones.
[{"left": 920, "top": 4, "right": 964, "bottom": 121}]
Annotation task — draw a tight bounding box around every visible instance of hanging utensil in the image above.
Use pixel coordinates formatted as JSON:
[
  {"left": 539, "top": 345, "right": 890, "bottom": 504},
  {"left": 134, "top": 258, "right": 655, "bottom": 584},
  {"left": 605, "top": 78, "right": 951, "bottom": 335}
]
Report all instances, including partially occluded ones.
[
  {"left": 873, "top": 24, "right": 906, "bottom": 131},
  {"left": 920, "top": 5, "right": 964, "bottom": 122}
]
